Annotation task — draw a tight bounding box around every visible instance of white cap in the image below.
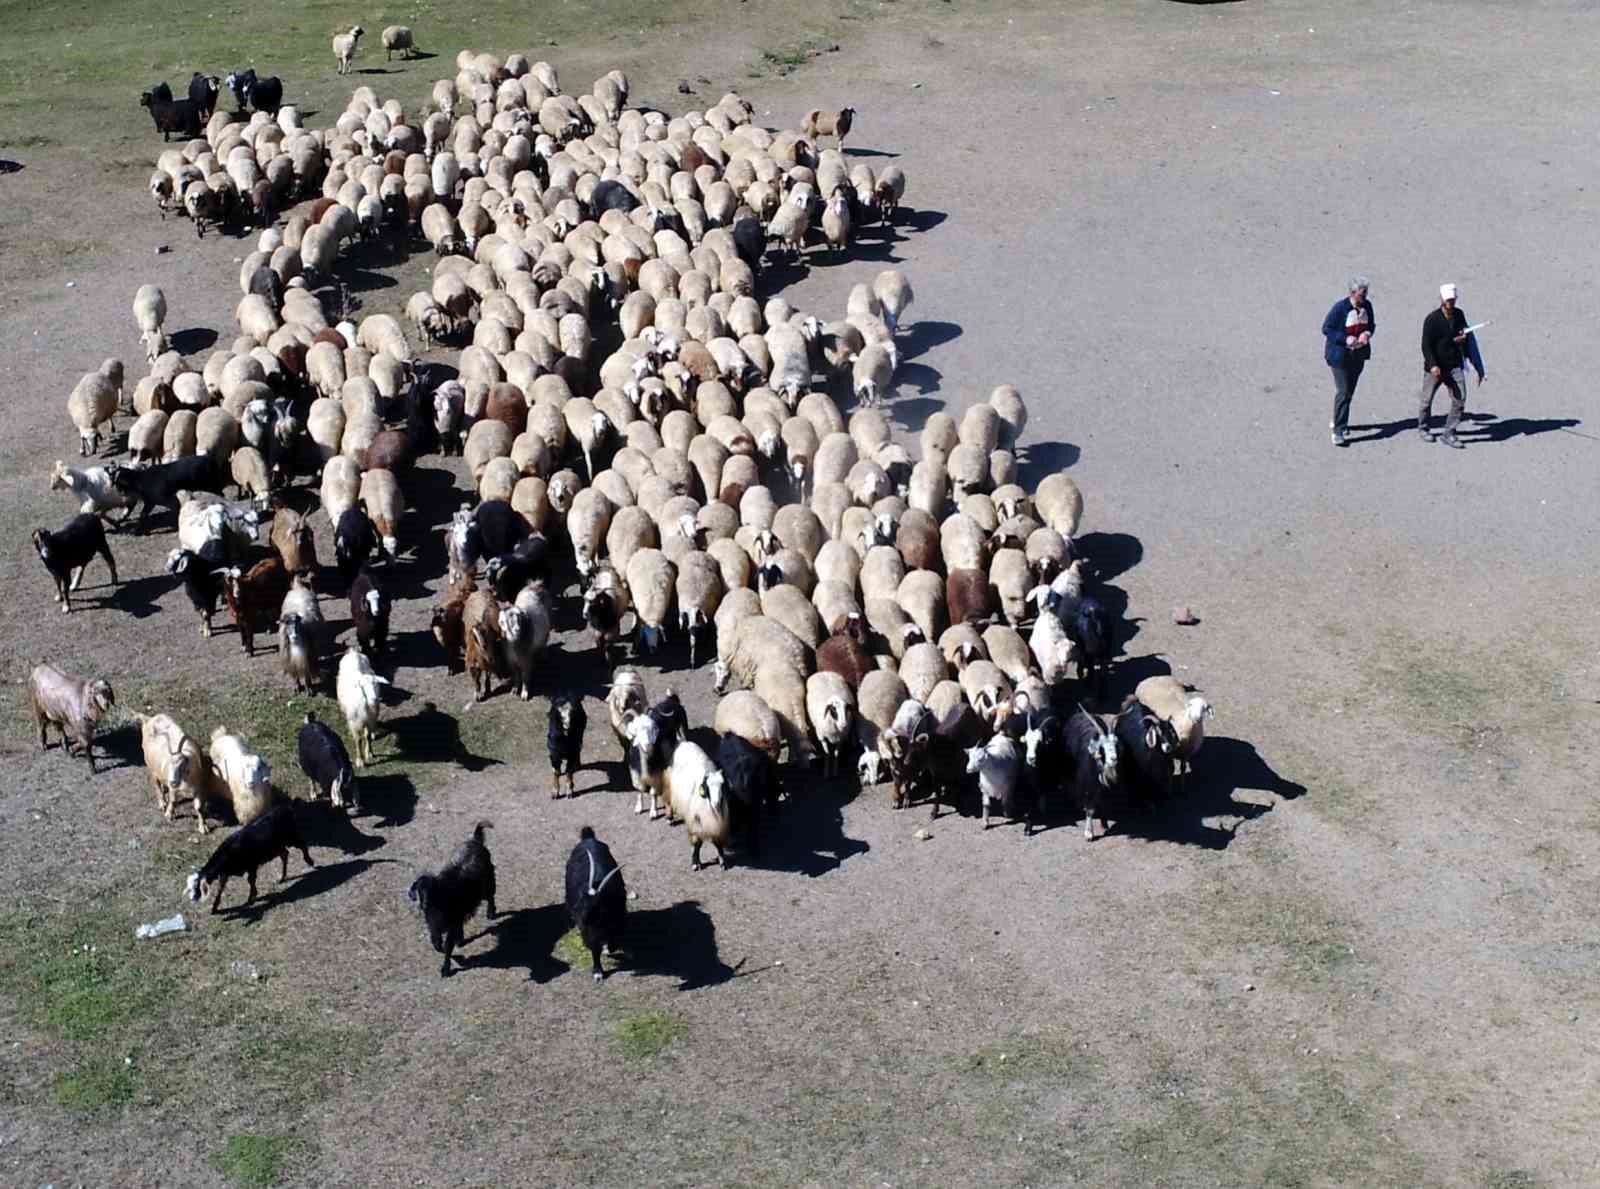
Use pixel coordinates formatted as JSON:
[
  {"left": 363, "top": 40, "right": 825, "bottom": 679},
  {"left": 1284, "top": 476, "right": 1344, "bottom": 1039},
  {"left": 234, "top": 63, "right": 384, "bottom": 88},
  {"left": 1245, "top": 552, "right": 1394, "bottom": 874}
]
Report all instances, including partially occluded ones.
[{"left": 1439, "top": 283, "right": 1457, "bottom": 300}]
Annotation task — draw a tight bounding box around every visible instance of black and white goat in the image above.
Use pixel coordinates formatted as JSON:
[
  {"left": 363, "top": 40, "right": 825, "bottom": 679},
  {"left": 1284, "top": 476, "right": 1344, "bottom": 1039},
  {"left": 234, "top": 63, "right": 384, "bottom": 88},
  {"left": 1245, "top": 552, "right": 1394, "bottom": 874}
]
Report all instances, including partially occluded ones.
[
  {"left": 547, "top": 691, "right": 587, "bottom": 799},
  {"left": 166, "top": 541, "right": 227, "bottom": 636},
  {"left": 184, "top": 803, "right": 315, "bottom": 913},
  {"left": 334, "top": 506, "right": 380, "bottom": 588},
  {"left": 1064, "top": 707, "right": 1121, "bottom": 841},
  {"left": 297, "top": 711, "right": 357, "bottom": 811},
  {"left": 408, "top": 821, "right": 497, "bottom": 977},
  {"left": 1114, "top": 698, "right": 1179, "bottom": 802},
  {"left": 349, "top": 567, "right": 390, "bottom": 654},
  {"left": 564, "top": 826, "right": 626, "bottom": 982}
]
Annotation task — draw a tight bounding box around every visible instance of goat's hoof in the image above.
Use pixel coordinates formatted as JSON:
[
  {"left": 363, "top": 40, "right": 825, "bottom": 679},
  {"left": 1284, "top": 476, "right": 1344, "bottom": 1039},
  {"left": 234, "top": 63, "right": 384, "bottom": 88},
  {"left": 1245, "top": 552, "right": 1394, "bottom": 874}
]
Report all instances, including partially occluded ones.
[{"left": 592, "top": 971, "right": 604, "bottom": 984}]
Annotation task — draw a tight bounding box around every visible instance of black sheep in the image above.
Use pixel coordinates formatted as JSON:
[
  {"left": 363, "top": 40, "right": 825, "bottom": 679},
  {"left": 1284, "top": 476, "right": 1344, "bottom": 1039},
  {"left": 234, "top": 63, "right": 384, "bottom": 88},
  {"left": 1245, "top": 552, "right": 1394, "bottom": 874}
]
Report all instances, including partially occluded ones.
[
  {"left": 147, "top": 80, "right": 174, "bottom": 105},
  {"left": 564, "top": 826, "right": 626, "bottom": 982},
  {"left": 225, "top": 69, "right": 283, "bottom": 115},
  {"left": 187, "top": 72, "right": 220, "bottom": 119},
  {"left": 184, "top": 803, "right": 315, "bottom": 913},
  {"left": 139, "top": 91, "right": 202, "bottom": 141},
  {"left": 112, "top": 455, "right": 225, "bottom": 530},
  {"left": 349, "top": 567, "right": 390, "bottom": 654},
  {"left": 547, "top": 691, "right": 588, "bottom": 799},
  {"left": 334, "top": 506, "right": 380, "bottom": 588},
  {"left": 33, "top": 514, "right": 118, "bottom": 613},
  {"left": 467, "top": 499, "right": 529, "bottom": 563},
  {"left": 718, "top": 732, "right": 777, "bottom": 857},
  {"left": 297, "top": 711, "right": 357, "bottom": 811},
  {"left": 408, "top": 821, "right": 497, "bottom": 977},
  {"left": 165, "top": 541, "right": 226, "bottom": 636}
]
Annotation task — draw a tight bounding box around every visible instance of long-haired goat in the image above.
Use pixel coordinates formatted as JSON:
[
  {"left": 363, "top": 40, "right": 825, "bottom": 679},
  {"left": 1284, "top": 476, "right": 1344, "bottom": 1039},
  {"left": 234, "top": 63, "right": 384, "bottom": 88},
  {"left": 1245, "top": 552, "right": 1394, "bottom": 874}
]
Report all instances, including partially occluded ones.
[
  {"left": 408, "top": 820, "right": 497, "bottom": 977},
  {"left": 565, "top": 826, "right": 626, "bottom": 982}
]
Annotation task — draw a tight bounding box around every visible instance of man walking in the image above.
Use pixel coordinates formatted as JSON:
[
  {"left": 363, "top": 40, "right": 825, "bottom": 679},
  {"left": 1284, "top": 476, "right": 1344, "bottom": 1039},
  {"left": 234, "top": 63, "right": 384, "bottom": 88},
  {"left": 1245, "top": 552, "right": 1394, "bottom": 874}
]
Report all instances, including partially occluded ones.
[
  {"left": 1321, "top": 276, "right": 1374, "bottom": 447},
  {"left": 1419, "top": 283, "right": 1486, "bottom": 448}
]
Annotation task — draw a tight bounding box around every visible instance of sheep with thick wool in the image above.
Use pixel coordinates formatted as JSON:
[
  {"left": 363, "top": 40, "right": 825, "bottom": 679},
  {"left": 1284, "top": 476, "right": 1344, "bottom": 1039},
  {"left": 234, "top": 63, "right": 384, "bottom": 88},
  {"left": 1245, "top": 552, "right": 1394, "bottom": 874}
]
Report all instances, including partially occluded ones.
[{"left": 666, "top": 740, "right": 733, "bottom": 871}]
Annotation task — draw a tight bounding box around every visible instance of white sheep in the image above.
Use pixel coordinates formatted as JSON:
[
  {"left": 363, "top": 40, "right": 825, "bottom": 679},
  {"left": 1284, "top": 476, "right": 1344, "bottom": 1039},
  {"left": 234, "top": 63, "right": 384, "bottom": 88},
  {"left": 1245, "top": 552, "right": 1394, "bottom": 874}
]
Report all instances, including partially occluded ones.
[
  {"left": 207, "top": 729, "right": 275, "bottom": 827},
  {"left": 133, "top": 285, "right": 168, "bottom": 363},
  {"left": 872, "top": 269, "right": 914, "bottom": 336},
  {"left": 382, "top": 25, "right": 415, "bottom": 60},
  {"left": 854, "top": 669, "right": 909, "bottom": 785},
  {"left": 337, "top": 643, "right": 389, "bottom": 766},
  {"left": 334, "top": 25, "right": 366, "bottom": 75},
  {"left": 67, "top": 370, "right": 118, "bottom": 456},
  {"left": 1134, "top": 676, "right": 1214, "bottom": 786},
  {"left": 625, "top": 547, "right": 676, "bottom": 654},
  {"left": 667, "top": 741, "right": 732, "bottom": 870},
  {"left": 805, "top": 670, "right": 855, "bottom": 777}
]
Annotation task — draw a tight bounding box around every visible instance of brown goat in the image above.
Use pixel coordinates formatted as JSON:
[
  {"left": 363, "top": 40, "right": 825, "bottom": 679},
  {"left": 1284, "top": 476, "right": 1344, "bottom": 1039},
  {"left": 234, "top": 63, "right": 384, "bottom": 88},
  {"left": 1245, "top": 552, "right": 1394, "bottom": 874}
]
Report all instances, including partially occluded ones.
[
  {"left": 270, "top": 507, "right": 317, "bottom": 574},
  {"left": 224, "top": 556, "right": 289, "bottom": 654},
  {"left": 30, "top": 664, "right": 115, "bottom": 772},
  {"left": 462, "top": 589, "right": 503, "bottom": 703},
  {"left": 430, "top": 573, "right": 477, "bottom": 673}
]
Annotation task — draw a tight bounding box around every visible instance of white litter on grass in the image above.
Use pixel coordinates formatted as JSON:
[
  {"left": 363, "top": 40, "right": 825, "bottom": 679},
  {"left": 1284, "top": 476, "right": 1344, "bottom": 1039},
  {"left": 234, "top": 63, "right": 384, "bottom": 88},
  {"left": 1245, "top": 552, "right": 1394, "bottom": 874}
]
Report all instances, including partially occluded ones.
[{"left": 135, "top": 913, "right": 187, "bottom": 939}]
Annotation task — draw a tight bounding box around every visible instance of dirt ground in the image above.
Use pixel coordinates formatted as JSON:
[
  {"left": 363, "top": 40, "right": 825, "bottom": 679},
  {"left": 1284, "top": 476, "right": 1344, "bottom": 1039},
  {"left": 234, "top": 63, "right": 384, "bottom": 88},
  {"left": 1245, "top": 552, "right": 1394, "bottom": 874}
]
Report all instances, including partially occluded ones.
[{"left": 3, "top": 1, "right": 1599, "bottom": 1186}]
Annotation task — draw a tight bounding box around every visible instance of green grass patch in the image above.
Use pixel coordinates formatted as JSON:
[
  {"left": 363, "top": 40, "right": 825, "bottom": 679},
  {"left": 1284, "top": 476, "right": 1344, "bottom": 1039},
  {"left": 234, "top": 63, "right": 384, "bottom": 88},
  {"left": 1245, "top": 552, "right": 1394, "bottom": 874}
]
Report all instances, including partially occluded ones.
[
  {"left": 617, "top": 1010, "right": 685, "bottom": 1059},
  {"left": 214, "top": 1133, "right": 306, "bottom": 1188},
  {"left": 555, "top": 928, "right": 590, "bottom": 968},
  {"left": 52, "top": 1053, "right": 137, "bottom": 1116},
  {"left": 960, "top": 1031, "right": 1092, "bottom": 1084}
]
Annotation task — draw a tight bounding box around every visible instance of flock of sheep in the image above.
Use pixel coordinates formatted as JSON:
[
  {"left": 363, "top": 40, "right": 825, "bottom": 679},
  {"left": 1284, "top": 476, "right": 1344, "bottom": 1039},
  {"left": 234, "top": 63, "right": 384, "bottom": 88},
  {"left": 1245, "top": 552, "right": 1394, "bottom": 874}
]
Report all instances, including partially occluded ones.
[{"left": 36, "top": 43, "right": 1212, "bottom": 980}]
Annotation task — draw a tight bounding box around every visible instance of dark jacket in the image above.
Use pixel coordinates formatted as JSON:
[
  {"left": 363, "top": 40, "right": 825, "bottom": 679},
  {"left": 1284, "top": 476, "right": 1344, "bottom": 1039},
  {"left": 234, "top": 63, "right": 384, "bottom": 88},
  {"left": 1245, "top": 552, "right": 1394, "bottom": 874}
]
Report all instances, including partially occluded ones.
[
  {"left": 1422, "top": 305, "right": 1472, "bottom": 373},
  {"left": 1322, "top": 297, "right": 1375, "bottom": 367}
]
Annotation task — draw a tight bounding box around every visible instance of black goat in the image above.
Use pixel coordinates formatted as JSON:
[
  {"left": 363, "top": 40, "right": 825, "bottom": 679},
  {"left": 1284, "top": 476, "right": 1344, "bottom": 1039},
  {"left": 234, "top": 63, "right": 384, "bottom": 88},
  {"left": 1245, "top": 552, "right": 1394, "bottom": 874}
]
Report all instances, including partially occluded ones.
[
  {"left": 112, "top": 455, "right": 225, "bottom": 530},
  {"left": 547, "top": 691, "right": 587, "bottom": 799},
  {"left": 349, "top": 567, "right": 390, "bottom": 654},
  {"left": 650, "top": 689, "right": 689, "bottom": 749},
  {"left": 408, "top": 821, "right": 497, "bottom": 977},
  {"left": 297, "top": 711, "right": 357, "bottom": 811},
  {"left": 165, "top": 541, "right": 226, "bottom": 636},
  {"left": 1063, "top": 708, "right": 1121, "bottom": 841},
  {"left": 564, "top": 826, "right": 626, "bottom": 982},
  {"left": 334, "top": 506, "right": 380, "bottom": 588},
  {"left": 466, "top": 499, "right": 529, "bottom": 563},
  {"left": 225, "top": 69, "right": 283, "bottom": 114},
  {"left": 1114, "top": 699, "right": 1178, "bottom": 802},
  {"left": 147, "top": 80, "right": 174, "bottom": 105},
  {"left": 718, "top": 732, "right": 777, "bottom": 857},
  {"left": 184, "top": 803, "right": 314, "bottom": 913},
  {"left": 33, "top": 514, "right": 117, "bottom": 613},
  {"left": 139, "top": 91, "right": 202, "bottom": 141},
  {"left": 484, "top": 533, "right": 551, "bottom": 601},
  {"left": 187, "top": 72, "right": 220, "bottom": 119}
]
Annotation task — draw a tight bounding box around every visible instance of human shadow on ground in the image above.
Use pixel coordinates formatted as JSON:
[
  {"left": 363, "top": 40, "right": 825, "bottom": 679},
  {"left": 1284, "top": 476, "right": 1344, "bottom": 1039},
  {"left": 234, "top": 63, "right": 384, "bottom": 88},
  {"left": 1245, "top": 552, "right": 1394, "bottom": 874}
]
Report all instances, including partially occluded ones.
[
  {"left": 1105, "top": 736, "right": 1306, "bottom": 849},
  {"left": 1346, "top": 411, "right": 1584, "bottom": 445},
  {"left": 1076, "top": 531, "right": 1144, "bottom": 584},
  {"left": 622, "top": 900, "right": 739, "bottom": 990},
  {"left": 387, "top": 700, "right": 499, "bottom": 770},
  {"left": 298, "top": 799, "right": 387, "bottom": 854},
  {"left": 169, "top": 327, "right": 218, "bottom": 354},
  {"left": 900, "top": 319, "right": 961, "bottom": 361},
  {"left": 735, "top": 786, "right": 871, "bottom": 877},
  {"left": 224, "top": 857, "right": 394, "bottom": 923},
  {"left": 462, "top": 903, "right": 572, "bottom": 983},
  {"left": 1017, "top": 440, "right": 1081, "bottom": 484}
]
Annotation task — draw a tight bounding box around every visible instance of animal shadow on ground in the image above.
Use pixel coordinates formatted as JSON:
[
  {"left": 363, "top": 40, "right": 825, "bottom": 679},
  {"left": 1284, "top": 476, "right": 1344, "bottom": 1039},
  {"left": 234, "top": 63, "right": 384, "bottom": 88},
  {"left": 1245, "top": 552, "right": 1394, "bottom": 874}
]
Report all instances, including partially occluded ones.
[
  {"left": 843, "top": 145, "right": 896, "bottom": 158},
  {"left": 0, "top": 159, "right": 23, "bottom": 174},
  {"left": 895, "top": 208, "right": 947, "bottom": 234},
  {"left": 354, "top": 67, "right": 397, "bottom": 75},
  {"left": 224, "top": 857, "right": 394, "bottom": 923},
  {"left": 896, "top": 361, "right": 943, "bottom": 395},
  {"left": 887, "top": 395, "right": 943, "bottom": 432},
  {"left": 623, "top": 900, "right": 739, "bottom": 990},
  {"left": 387, "top": 700, "right": 499, "bottom": 771},
  {"left": 94, "top": 722, "right": 144, "bottom": 771},
  {"left": 1109, "top": 736, "right": 1306, "bottom": 849},
  {"left": 344, "top": 266, "right": 398, "bottom": 295},
  {"left": 742, "top": 788, "right": 871, "bottom": 877},
  {"left": 1017, "top": 439, "right": 1081, "bottom": 484},
  {"left": 108, "top": 572, "right": 167, "bottom": 618},
  {"left": 1076, "top": 531, "right": 1144, "bottom": 584},
  {"left": 462, "top": 902, "right": 572, "bottom": 983},
  {"left": 355, "top": 771, "right": 418, "bottom": 827},
  {"left": 298, "top": 799, "right": 387, "bottom": 854},
  {"left": 900, "top": 319, "right": 961, "bottom": 362},
  {"left": 168, "top": 327, "right": 217, "bottom": 354}
]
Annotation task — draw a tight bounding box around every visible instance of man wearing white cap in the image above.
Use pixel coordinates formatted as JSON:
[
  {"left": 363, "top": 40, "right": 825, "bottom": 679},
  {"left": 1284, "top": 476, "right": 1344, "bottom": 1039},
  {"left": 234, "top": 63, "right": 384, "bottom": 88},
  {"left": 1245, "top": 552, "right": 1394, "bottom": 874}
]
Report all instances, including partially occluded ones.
[{"left": 1418, "top": 283, "right": 1486, "bottom": 448}]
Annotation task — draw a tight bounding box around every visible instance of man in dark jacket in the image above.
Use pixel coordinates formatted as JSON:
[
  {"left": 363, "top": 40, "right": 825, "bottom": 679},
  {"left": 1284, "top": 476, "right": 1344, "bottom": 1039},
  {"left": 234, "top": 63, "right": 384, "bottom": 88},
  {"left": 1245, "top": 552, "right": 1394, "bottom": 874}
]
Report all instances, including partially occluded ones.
[
  {"left": 1419, "top": 283, "right": 1486, "bottom": 448},
  {"left": 1320, "top": 275, "right": 1374, "bottom": 447}
]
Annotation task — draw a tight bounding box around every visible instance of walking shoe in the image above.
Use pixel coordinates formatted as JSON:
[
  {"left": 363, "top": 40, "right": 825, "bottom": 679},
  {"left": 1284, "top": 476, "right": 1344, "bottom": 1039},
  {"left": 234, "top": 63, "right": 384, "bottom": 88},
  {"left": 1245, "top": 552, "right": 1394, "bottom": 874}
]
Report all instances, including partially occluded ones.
[
  {"left": 1331, "top": 429, "right": 1348, "bottom": 447},
  {"left": 1417, "top": 427, "right": 1434, "bottom": 441},
  {"left": 1439, "top": 433, "right": 1464, "bottom": 449}
]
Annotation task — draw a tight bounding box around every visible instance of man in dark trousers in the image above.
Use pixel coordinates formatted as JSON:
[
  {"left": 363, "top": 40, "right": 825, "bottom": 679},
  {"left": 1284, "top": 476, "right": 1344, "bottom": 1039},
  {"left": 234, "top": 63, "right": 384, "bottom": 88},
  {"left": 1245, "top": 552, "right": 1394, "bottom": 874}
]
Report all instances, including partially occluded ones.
[
  {"left": 1419, "top": 283, "right": 1487, "bottom": 448},
  {"left": 1320, "top": 275, "right": 1374, "bottom": 447}
]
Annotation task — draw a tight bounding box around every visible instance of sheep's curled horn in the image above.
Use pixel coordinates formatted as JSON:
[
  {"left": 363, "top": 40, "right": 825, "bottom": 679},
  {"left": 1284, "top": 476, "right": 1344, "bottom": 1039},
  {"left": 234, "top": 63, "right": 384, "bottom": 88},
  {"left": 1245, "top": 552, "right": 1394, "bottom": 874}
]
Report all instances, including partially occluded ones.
[{"left": 585, "top": 852, "right": 622, "bottom": 897}]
